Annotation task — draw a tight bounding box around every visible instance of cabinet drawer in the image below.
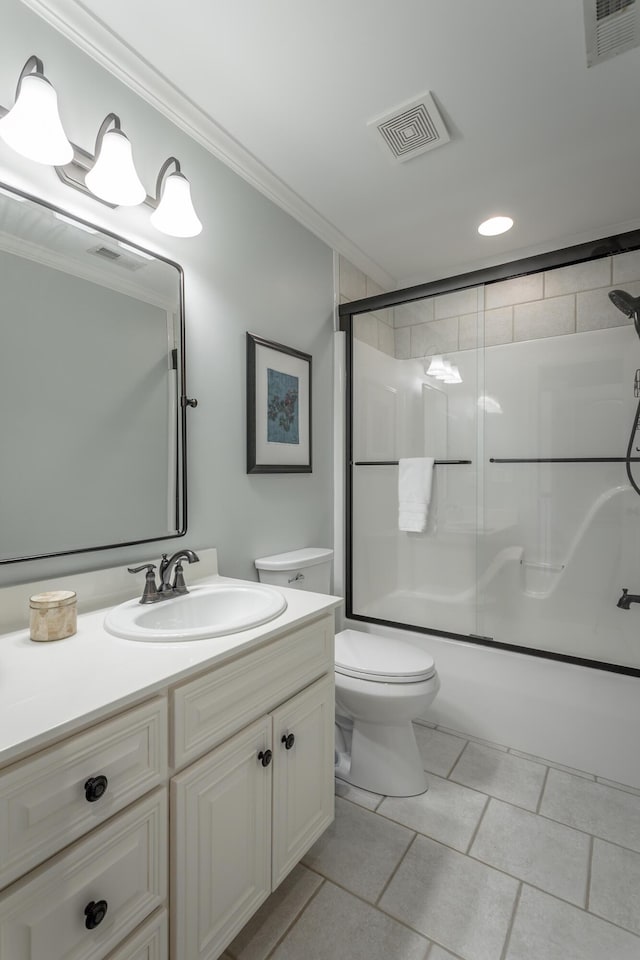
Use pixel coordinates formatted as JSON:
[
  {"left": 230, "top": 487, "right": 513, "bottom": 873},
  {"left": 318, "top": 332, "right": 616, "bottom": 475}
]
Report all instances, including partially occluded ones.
[
  {"left": 0, "top": 788, "right": 167, "bottom": 960},
  {"left": 0, "top": 698, "right": 167, "bottom": 890},
  {"left": 172, "top": 614, "right": 333, "bottom": 769},
  {"left": 105, "top": 910, "right": 167, "bottom": 960}
]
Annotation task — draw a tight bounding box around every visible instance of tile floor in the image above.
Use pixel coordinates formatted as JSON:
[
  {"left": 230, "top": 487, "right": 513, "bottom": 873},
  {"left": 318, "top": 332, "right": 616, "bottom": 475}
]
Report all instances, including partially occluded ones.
[{"left": 223, "top": 723, "right": 640, "bottom": 960}]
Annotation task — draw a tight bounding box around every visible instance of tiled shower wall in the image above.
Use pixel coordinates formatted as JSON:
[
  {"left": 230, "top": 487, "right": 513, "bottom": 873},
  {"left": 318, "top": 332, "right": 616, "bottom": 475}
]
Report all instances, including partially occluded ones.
[
  {"left": 338, "top": 255, "right": 395, "bottom": 356},
  {"left": 343, "top": 249, "right": 640, "bottom": 359}
]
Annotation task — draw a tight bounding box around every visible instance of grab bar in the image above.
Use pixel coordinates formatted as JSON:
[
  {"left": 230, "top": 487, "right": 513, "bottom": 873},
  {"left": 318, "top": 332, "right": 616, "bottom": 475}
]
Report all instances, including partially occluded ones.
[{"left": 353, "top": 460, "right": 472, "bottom": 466}]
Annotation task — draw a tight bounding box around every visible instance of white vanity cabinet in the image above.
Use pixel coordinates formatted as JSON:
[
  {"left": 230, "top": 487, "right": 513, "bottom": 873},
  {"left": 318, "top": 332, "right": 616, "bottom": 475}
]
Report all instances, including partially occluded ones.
[
  {"left": 170, "top": 615, "right": 335, "bottom": 960},
  {"left": 0, "top": 606, "right": 336, "bottom": 960}
]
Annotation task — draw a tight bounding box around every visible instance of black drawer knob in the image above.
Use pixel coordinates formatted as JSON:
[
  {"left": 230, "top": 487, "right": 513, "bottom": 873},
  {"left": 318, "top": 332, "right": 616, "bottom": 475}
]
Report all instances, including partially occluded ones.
[
  {"left": 281, "top": 733, "right": 295, "bottom": 750},
  {"left": 84, "top": 775, "right": 108, "bottom": 802},
  {"left": 84, "top": 899, "right": 108, "bottom": 930},
  {"left": 257, "top": 749, "right": 272, "bottom": 767}
]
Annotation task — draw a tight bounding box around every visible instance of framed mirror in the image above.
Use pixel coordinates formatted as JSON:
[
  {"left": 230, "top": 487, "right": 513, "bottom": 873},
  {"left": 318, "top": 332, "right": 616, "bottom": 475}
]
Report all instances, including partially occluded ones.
[{"left": 0, "top": 182, "right": 189, "bottom": 564}]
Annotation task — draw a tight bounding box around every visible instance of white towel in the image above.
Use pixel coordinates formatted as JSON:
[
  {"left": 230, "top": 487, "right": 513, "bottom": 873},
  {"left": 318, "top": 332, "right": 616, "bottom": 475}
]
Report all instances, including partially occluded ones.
[{"left": 398, "top": 458, "right": 435, "bottom": 532}]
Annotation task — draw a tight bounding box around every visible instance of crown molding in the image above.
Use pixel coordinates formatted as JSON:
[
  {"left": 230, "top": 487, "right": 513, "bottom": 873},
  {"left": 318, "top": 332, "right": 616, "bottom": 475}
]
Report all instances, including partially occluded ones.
[{"left": 19, "top": 0, "right": 394, "bottom": 289}]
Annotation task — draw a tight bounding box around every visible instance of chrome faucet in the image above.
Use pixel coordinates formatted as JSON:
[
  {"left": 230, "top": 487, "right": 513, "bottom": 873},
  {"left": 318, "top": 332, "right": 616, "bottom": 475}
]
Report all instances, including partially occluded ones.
[
  {"left": 158, "top": 549, "right": 200, "bottom": 595},
  {"left": 617, "top": 588, "right": 640, "bottom": 610},
  {"left": 128, "top": 549, "right": 199, "bottom": 604}
]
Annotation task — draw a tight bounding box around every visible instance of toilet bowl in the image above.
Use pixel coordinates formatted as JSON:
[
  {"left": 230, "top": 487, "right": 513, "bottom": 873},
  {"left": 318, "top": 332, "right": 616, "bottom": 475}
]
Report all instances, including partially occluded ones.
[
  {"left": 334, "top": 629, "right": 439, "bottom": 796},
  {"left": 254, "top": 548, "right": 440, "bottom": 798}
]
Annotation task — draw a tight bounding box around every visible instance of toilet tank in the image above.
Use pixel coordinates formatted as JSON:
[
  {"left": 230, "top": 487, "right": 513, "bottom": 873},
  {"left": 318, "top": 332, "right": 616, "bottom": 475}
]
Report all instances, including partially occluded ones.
[{"left": 255, "top": 547, "right": 333, "bottom": 593}]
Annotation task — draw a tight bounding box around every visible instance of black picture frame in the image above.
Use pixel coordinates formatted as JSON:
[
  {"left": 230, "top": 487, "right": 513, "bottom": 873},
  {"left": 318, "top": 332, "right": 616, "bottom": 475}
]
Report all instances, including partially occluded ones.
[{"left": 246, "top": 333, "right": 312, "bottom": 473}]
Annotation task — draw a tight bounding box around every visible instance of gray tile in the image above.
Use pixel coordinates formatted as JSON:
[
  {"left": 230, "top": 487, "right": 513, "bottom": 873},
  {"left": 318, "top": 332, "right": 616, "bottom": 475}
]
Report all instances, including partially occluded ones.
[
  {"left": 470, "top": 798, "right": 590, "bottom": 905},
  {"left": 613, "top": 249, "right": 640, "bottom": 284},
  {"left": 272, "top": 881, "right": 431, "bottom": 960},
  {"left": 353, "top": 314, "right": 378, "bottom": 348},
  {"left": 597, "top": 776, "right": 640, "bottom": 797},
  {"left": 395, "top": 299, "right": 434, "bottom": 328},
  {"left": 334, "top": 778, "right": 382, "bottom": 811},
  {"left": 380, "top": 835, "right": 518, "bottom": 960},
  {"left": 508, "top": 749, "right": 594, "bottom": 780},
  {"left": 544, "top": 259, "right": 611, "bottom": 297},
  {"left": 540, "top": 769, "right": 640, "bottom": 852},
  {"left": 459, "top": 306, "right": 512, "bottom": 350},
  {"left": 301, "top": 796, "right": 413, "bottom": 903},
  {"left": 227, "top": 865, "right": 322, "bottom": 960},
  {"left": 514, "top": 294, "right": 575, "bottom": 342},
  {"left": 505, "top": 884, "right": 640, "bottom": 960},
  {"left": 576, "top": 282, "right": 640, "bottom": 332},
  {"left": 450, "top": 742, "right": 547, "bottom": 811},
  {"left": 410, "top": 317, "right": 458, "bottom": 358},
  {"left": 485, "top": 274, "right": 543, "bottom": 309},
  {"left": 590, "top": 839, "right": 640, "bottom": 935},
  {"left": 436, "top": 725, "right": 508, "bottom": 751},
  {"left": 377, "top": 318, "right": 395, "bottom": 355},
  {"left": 413, "top": 725, "right": 467, "bottom": 777},
  {"left": 379, "top": 773, "right": 487, "bottom": 852},
  {"left": 339, "top": 257, "right": 366, "bottom": 301},
  {"left": 434, "top": 288, "right": 481, "bottom": 320},
  {"left": 394, "top": 326, "right": 411, "bottom": 359},
  {"left": 428, "top": 948, "right": 462, "bottom": 960}
]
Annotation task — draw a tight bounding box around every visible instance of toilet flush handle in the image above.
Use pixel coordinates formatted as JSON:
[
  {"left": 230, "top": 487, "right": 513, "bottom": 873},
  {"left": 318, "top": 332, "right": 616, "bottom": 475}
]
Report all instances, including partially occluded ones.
[{"left": 288, "top": 572, "right": 305, "bottom": 584}]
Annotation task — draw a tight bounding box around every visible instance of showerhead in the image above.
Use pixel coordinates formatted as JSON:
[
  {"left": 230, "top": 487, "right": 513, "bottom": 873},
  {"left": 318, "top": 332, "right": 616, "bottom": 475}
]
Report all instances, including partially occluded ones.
[{"left": 609, "top": 289, "right": 640, "bottom": 339}]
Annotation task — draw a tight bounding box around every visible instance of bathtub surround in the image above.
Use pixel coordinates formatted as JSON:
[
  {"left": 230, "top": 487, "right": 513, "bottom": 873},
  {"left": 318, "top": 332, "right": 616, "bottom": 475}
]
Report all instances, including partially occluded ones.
[{"left": 0, "top": 0, "right": 334, "bottom": 588}]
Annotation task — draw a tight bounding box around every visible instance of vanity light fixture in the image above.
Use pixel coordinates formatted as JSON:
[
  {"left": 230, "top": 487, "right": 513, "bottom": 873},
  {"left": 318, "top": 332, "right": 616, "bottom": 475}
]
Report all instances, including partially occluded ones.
[
  {"left": 478, "top": 215, "right": 513, "bottom": 236},
  {"left": 0, "top": 56, "right": 73, "bottom": 166},
  {"left": 150, "top": 157, "right": 203, "bottom": 238},
  {"left": 424, "top": 355, "right": 462, "bottom": 384},
  {"left": 0, "top": 55, "right": 203, "bottom": 238},
  {"left": 85, "top": 114, "right": 146, "bottom": 207}
]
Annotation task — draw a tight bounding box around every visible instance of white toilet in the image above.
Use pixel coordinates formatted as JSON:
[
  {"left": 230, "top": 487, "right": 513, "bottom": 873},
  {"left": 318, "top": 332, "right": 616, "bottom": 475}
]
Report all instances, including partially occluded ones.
[{"left": 255, "top": 547, "right": 440, "bottom": 798}]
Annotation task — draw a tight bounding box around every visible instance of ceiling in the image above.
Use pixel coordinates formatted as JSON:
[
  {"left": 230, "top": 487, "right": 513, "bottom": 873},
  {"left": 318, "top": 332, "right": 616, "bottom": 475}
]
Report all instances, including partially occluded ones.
[{"left": 26, "top": 0, "right": 640, "bottom": 289}]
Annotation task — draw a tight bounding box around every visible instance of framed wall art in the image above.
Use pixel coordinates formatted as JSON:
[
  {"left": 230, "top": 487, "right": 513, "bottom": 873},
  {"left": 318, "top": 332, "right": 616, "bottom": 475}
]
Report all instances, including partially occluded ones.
[{"left": 246, "top": 333, "right": 312, "bottom": 473}]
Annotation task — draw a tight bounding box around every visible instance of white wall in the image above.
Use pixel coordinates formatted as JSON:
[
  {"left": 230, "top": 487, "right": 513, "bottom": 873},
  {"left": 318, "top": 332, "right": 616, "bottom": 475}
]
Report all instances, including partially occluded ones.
[{"left": 0, "top": 0, "right": 334, "bottom": 587}]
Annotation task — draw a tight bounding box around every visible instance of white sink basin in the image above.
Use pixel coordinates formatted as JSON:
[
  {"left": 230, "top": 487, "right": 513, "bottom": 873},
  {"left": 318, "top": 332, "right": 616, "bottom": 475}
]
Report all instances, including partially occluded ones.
[{"left": 104, "top": 582, "right": 287, "bottom": 641}]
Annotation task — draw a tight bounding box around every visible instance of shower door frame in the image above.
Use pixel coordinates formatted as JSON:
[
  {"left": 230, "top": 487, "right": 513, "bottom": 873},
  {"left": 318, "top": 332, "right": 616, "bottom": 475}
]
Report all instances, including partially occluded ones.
[{"left": 339, "top": 229, "right": 640, "bottom": 678}]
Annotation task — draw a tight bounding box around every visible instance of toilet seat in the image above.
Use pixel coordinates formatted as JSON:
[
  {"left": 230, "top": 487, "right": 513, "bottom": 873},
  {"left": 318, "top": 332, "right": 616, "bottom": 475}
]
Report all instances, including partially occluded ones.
[{"left": 335, "top": 629, "right": 436, "bottom": 684}]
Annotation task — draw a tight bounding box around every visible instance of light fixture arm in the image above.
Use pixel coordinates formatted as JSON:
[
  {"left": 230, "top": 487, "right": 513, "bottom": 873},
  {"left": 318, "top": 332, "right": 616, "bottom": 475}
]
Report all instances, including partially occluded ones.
[
  {"left": 155, "top": 156, "right": 182, "bottom": 199},
  {"left": 15, "top": 56, "right": 46, "bottom": 99},
  {"left": 93, "top": 112, "right": 122, "bottom": 155}
]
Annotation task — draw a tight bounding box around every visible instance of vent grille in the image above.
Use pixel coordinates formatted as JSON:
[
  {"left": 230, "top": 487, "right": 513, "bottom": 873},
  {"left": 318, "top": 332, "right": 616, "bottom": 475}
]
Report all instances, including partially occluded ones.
[
  {"left": 88, "top": 245, "right": 146, "bottom": 271},
  {"left": 368, "top": 92, "right": 450, "bottom": 163},
  {"left": 585, "top": 0, "right": 639, "bottom": 65}
]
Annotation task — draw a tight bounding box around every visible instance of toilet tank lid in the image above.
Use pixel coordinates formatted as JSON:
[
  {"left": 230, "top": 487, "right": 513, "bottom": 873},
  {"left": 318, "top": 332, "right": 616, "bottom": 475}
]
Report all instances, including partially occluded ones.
[{"left": 255, "top": 547, "right": 334, "bottom": 571}]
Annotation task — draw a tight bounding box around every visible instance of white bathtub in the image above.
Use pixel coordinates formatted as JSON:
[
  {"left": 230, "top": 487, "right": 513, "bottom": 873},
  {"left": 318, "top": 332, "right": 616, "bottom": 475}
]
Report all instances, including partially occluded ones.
[{"left": 344, "top": 617, "right": 640, "bottom": 789}]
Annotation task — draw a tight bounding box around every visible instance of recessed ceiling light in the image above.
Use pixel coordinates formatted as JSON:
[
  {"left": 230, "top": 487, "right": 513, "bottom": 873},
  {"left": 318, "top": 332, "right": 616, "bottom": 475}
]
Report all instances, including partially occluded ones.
[{"left": 478, "top": 216, "right": 513, "bottom": 236}]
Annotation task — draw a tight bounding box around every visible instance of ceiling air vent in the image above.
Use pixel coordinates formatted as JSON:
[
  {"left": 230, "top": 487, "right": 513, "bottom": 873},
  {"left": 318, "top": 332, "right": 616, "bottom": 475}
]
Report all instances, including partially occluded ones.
[
  {"left": 368, "top": 92, "right": 450, "bottom": 163},
  {"left": 584, "top": 0, "right": 639, "bottom": 66}
]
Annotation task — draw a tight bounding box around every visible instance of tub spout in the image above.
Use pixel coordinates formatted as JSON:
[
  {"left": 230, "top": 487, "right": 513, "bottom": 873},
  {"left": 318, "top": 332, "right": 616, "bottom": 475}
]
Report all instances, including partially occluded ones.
[{"left": 617, "top": 588, "right": 640, "bottom": 610}]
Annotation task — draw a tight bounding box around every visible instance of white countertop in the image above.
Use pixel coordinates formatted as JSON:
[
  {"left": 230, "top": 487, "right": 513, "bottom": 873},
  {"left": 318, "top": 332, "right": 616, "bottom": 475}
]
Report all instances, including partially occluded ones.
[{"left": 0, "top": 572, "right": 341, "bottom": 768}]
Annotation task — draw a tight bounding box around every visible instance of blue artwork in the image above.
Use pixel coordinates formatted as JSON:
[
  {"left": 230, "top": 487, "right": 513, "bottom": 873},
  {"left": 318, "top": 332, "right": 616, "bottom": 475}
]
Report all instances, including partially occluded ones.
[{"left": 267, "top": 368, "right": 299, "bottom": 444}]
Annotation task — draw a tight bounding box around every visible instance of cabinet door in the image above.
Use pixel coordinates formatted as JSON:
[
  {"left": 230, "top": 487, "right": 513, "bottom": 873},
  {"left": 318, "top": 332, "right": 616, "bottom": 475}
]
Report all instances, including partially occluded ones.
[
  {"left": 271, "top": 674, "right": 335, "bottom": 888},
  {"left": 171, "top": 717, "right": 272, "bottom": 960}
]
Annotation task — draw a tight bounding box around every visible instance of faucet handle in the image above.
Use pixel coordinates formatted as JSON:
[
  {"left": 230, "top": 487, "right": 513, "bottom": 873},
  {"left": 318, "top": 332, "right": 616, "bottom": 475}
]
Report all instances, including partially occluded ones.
[
  {"left": 127, "top": 563, "right": 159, "bottom": 604},
  {"left": 173, "top": 562, "right": 188, "bottom": 595}
]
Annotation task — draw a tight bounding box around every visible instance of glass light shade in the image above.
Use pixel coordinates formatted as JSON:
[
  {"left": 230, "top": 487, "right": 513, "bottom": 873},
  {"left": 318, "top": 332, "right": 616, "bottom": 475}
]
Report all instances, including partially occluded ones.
[
  {"left": 0, "top": 74, "right": 73, "bottom": 165},
  {"left": 443, "top": 363, "right": 462, "bottom": 384},
  {"left": 425, "top": 355, "right": 448, "bottom": 379},
  {"left": 478, "top": 215, "right": 513, "bottom": 236},
  {"left": 150, "top": 172, "right": 202, "bottom": 238},
  {"left": 85, "top": 129, "right": 146, "bottom": 206}
]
